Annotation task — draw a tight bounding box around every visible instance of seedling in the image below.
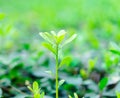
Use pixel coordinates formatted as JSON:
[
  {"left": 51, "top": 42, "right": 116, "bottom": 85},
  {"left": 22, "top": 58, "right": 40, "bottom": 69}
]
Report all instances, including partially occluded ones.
[
  {"left": 27, "top": 81, "right": 44, "bottom": 98},
  {"left": 39, "top": 30, "right": 77, "bottom": 98}
]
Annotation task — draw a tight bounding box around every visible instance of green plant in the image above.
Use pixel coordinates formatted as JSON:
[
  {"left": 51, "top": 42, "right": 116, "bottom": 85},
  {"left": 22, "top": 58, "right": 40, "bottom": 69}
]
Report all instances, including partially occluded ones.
[
  {"left": 27, "top": 81, "right": 44, "bottom": 98},
  {"left": 39, "top": 30, "right": 77, "bottom": 98}
]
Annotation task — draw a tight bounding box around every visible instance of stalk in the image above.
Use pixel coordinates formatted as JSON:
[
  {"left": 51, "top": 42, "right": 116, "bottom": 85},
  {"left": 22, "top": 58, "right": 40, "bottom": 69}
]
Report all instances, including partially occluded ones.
[{"left": 55, "top": 44, "right": 59, "bottom": 98}]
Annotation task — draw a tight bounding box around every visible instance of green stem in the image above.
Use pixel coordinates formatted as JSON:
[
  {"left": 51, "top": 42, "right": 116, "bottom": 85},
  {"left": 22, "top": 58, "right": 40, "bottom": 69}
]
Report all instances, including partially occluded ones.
[{"left": 56, "top": 44, "right": 59, "bottom": 98}]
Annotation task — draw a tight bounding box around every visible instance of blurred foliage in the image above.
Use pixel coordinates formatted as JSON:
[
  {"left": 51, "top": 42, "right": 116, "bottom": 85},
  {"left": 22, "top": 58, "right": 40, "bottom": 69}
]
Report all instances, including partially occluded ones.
[{"left": 0, "top": 0, "right": 120, "bottom": 98}]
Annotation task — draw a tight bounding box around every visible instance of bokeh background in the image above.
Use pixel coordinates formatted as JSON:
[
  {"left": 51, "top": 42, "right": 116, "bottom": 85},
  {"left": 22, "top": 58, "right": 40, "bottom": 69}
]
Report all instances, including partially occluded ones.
[{"left": 0, "top": 0, "right": 120, "bottom": 98}]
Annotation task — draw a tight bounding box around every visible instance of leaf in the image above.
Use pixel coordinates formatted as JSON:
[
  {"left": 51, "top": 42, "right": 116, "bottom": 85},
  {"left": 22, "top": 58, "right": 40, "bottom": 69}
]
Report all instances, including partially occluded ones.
[
  {"left": 62, "top": 34, "right": 77, "bottom": 46},
  {"left": 80, "top": 69, "right": 88, "bottom": 79},
  {"left": 34, "top": 94, "right": 40, "bottom": 98},
  {"left": 0, "top": 13, "right": 5, "bottom": 20},
  {"left": 57, "top": 30, "right": 66, "bottom": 44},
  {"left": 58, "top": 79, "right": 65, "bottom": 88},
  {"left": 88, "top": 58, "right": 97, "bottom": 72},
  {"left": 98, "top": 77, "right": 108, "bottom": 91},
  {"left": 109, "top": 42, "right": 120, "bottom": 55},
  {"left": 59, "top": 56, "right": 72, "bottom": 68},
  {"left": 33, "top": 81, "right": 39, "bottom": 91},
  {"left": 39, "top": 32, "right": 54, "bottom": 44},
  {"left": 27, "top": 86, "right": 33, "bottom": 92},
  {"left": 74, "top": 93, "right": 78, "bottom": 98},
  {"left": 40, "top": 92, "right": 45, "bottom": 98},
  {"left": 116, "top": 92, "right": 120, "bottom": 98},
  {"left": 45, "top": 70, "right": 54, "bottom": 76},
  {"left": 68, "top": 95, "right": 72, "bottom": 98},
  {"left": 42, "top": 42, "right": 56, "bottom": 54}
]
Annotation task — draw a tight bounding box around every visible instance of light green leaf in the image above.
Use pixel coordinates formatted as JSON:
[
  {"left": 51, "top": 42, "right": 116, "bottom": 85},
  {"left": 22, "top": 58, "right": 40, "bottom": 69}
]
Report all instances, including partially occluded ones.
[
  {"left": 59, "top": 56, "right": 72, "bottom": 68},
  {"left": 110, "top": 42, "right": 120, "bottom": 55},
  {"left": 74, "top": 93, "right": 78, "bottom": 98},
  {"left": 40, "top": 92, "right": 45, "bottom": 98},
  {"left": 0, "top": 13, "right": 5, "bottom": 20},
  {"left": 27, "top": 86, "right": 33, "bottom": 92},
  {"left": 42, "top": 42, "right": 56, "bottom": 54},
  {"left": 57, "top": 31, "right": 66, "bottom": 44},
  {"left": 34, "top": 94, "right": 40, "bottom": 98},
  {"left": 80, "top": 69, "right": 88, "bottom": 79},
  {"left": 58, "top": 79, "right": 65, "bottom": 88},
  {"left": 116, "top": 92, "right": 120, "bottom": 98},
  {"left": 68, "top": 95, "right": 72, "bottom": 98},
  {"left": 62, "top": 34, "right": 77, "bottom": 46},
  {"left": 39, "top": 32, "right": 54, "bottom": 44},
  {"left": 33, "top": 81, "right": 39, "bottom": 91},
  {"left": 98, "top": 77, "right": 108, "bottom": 91}
]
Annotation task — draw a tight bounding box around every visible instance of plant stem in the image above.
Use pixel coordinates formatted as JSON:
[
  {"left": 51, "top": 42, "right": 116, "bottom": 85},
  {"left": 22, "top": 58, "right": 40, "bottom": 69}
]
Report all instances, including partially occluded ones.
[{"left": 56, "top": 44, "right": 59, "bottom": 98}]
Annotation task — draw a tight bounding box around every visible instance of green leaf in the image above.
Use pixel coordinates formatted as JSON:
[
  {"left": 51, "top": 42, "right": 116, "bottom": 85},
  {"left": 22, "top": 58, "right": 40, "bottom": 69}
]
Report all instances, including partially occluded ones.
[
  {"left": 39, "top": 32, "right": 54, "bottom": 44},
  {"left": 62, "top": 34, "right": 77, "bottom": 46},
  {"left": 0, "top": 13, "right": 5, "bottom": 20},
  {"left": 58, "top": 79, "right": 65, "bottom": 88},
  {"left": 68, "top": 95, "right": 72, "bottom": 98},
  {"left": 88, "top": 58, "right": 97, "bottom": 72},
  {"left": 57, "top": 30, "right": 66, "bottom": 44},
  {"left": 40, "top": 92, "right": 45, "bottom": 98},
  {"left": 27, "top": 86, "right": 33, "bottom": 92},
  {"left": 98, "top": 77, "right": 108, "bottom": 91},
  {"left": 34, "top": 94, "right": 40, "bottom": 98},
  {"left": 80, "top": 69, "right": 88, "bottom": 79},
  {"left": 59, "top": 56, "right": 72, "bottom": 68},
  {"left": 33, "top": 81, "right": 39, "bottom": 91},
  {"left": 74, "top": 93, "right": 78, "bottom": 98},
  {"left": 116, "top": 92, "right": 120, "bottom": 98},
  {"left": 110, "top": 42, "right": 120, "bottom": 55},
  {"left": 42, "top": 42, "right": 56, "bottom": 54}
]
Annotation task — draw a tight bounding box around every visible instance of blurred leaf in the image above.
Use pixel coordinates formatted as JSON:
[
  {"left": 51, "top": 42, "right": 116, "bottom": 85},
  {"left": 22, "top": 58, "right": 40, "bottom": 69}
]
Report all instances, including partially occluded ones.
[
  {"left": 33, "top": 81, "right": 39, "bottom": 91},
  {"left": 74, "top": 93, "right": 78, "bottom": 98},
  {"left": 59, "top": 56, "right": 72, "bottom": 68},
  {"left": 62, "top": 34, "right": 77, "bottom": 46},
  {"left": 0, "top": 13, "right": 5, "bottom": 20},
  {"left": 39, "top": 32, "right": 54, "bottom": 44},
  {"left": 116, "top": 92, "right": 120, "bottom": 98},
  {"left": 58, "top": 79, "right": 65, "bottom": 88},
  {"left": 99, "top": 77, "right": 108, "bottom": 91},
  {"left": 42, "top": 42, "right": 56, "bottom": 54},
  {"left": 57, "top": 30, "right": 66, "bottom": 44}
]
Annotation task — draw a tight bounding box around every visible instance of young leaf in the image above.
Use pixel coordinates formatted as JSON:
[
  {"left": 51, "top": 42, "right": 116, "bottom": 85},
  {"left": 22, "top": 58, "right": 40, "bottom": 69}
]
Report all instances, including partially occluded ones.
[
  {"left": 33, "top": 81, "right": 39, "bottom": 91},
  {"left": 58, "top": 79, "right": 65, "bottom": 88},
  {"left": 68, "top": 95, "right": 72, "bottom": 98},
  {"left": 62, "top": 34, "right": 77, "bottom": 47},
  {"left": 74, "top": 93, "right": 78, "bottom": 98},
  {"left": 59, "top": 56, "right": 72, "bottom": 68},
  {"left": 27, "top": 86, "right": 33, "bottom": 92},
  {"left": 110, "top": 42, "right": 120, "bottom": 55},
  {"left": 116, "top": 92, "right": 120, "bottom": 98},
  {"left": 42, "top": 42, "right": 56, "bottom": 54},
  {"left": 80, "top": 69, "right": 88, "bottom": 79},
  {"left": 98, "top": 77, "right": 108, "bottom": 91},
  {"left": 40, "top": 92, "right": 45, "bottom": 98},
  {"left": 39, "top": 32, "right": 54, "bottom": 44},
  {"left": 34, "top": 94, "right": 40, "bottom": 98}
]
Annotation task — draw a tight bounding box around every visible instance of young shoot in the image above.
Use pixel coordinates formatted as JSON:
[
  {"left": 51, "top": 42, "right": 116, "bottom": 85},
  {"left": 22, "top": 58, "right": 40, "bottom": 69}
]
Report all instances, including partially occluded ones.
[{"left": 39, "top": 30, "right": 77, "bottom": 98}]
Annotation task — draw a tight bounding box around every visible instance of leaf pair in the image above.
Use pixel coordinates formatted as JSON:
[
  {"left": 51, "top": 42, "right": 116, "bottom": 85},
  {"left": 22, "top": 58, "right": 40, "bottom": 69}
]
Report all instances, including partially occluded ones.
[
  {"left": 68, "top": 93, "right": 78, "bottom": 98},
  {"left": 27, "top": 81, "right": 44, "bottom": 98}
]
